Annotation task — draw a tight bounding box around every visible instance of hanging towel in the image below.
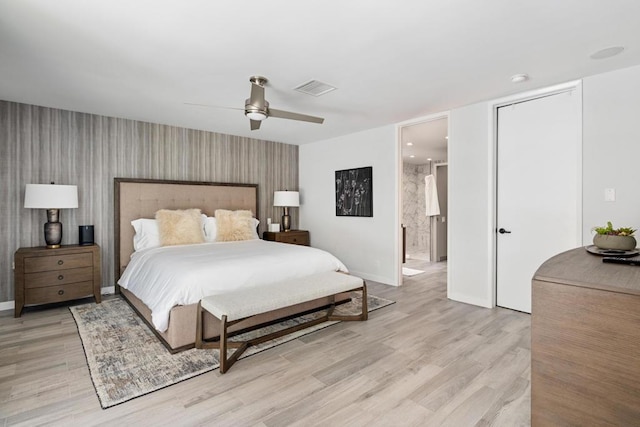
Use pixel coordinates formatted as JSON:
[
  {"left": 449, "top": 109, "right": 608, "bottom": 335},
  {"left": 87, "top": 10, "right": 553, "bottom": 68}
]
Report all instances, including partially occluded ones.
[{"left": 425, "top": 174, "right": 440, "bottom": 216}]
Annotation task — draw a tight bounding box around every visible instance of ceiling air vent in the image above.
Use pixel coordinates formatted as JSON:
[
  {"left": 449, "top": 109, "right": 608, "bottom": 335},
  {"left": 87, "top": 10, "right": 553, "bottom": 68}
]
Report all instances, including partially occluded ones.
[{"left": 294, "top": 80, "right": 337, "bottom": 97}]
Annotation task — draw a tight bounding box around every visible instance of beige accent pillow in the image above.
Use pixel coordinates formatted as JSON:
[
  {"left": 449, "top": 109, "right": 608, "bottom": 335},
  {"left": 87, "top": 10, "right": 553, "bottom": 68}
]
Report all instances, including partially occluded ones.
[
  {"left": 215, "top": 209, "right": 255, "bottom": 242},
  {"left": 155, "top": 208, "right": 205, "bottom": 247}
]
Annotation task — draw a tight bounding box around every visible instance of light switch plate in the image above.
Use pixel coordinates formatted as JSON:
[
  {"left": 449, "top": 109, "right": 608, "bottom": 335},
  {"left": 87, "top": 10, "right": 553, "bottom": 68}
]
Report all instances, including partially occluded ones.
[{"left": 605, "top": 188, "right": 616, "bottom": 201}]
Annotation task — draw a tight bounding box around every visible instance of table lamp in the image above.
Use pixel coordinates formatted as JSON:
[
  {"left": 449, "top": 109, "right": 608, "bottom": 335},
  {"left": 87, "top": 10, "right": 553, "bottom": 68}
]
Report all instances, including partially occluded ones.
[
  {"left": 273, "top": 190, "right": 299, "bottom": 232},
  {"left": 24, "top": 183, "right": 78, "bottom": 248}
]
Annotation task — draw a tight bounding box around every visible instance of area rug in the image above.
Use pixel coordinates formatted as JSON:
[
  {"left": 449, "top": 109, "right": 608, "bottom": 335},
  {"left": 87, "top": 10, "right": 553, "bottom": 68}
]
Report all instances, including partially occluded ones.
[
  {"left": 402, "top": 267, "right": 425, "bottom": 276},
  {"left": 70, "top": 294, "right": 394, "bottom": 409}
]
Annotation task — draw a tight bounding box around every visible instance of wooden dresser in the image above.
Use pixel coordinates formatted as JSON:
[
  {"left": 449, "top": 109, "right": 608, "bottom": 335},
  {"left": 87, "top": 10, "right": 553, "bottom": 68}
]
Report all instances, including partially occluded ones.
[
  {"left": 14, "top": 244, "right": 101, "bottom": 317},
  {"left": 531, "top": 247, "right": 640, "bottom": 425},
  {"left": 262, "top": 230, "right": 310, "bottom": 246}
]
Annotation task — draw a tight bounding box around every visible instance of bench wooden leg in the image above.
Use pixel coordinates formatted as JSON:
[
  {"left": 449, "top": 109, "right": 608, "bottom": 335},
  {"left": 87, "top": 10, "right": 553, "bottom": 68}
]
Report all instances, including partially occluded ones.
[
  {"left": 327, "top": 282, "right": 368, "bottom": 321},
  {"left": 361, "top": 281, "right": 368, "bottom": 321},
  {"left": 219, "top": 315, "right": 228, "bottom": 373}
]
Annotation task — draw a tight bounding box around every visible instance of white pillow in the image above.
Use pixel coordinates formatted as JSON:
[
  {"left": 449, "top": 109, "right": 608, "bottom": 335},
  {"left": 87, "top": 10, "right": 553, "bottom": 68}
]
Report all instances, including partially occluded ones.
[
  {"left": 251, "top": 218, "right": 260, "bottom": 239},
  {"left": 203, "top": 216, "right": 217, "bottom": 242},
  {"left": 203, "top": 216, "right": 260, "bottom": 242},
  {"left": 131, "top": 218, "right": 161, "bottom": 251}
]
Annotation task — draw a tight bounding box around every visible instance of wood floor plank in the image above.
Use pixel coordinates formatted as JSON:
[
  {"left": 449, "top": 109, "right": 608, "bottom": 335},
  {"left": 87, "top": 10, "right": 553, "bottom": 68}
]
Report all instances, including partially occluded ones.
[{"left": 0, "top": 262, "right": 532, "bottom": 425}]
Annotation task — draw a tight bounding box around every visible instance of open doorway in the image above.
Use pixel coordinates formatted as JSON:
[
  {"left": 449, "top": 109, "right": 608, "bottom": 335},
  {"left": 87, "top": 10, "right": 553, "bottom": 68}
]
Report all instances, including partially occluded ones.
[{"left": 399, "top": 115, "right": 448, "bottom": 278}]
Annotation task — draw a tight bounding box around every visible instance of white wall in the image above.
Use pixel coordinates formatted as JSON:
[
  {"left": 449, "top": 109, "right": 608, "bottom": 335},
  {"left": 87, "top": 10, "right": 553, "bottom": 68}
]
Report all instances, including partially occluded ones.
[
  {"left": 448, "top": 103, "right": 493, "bottom": 307},
  {"left": 582, "top": 64, "right": 640, "bottom": 239},
  {"left": 448, "top": 64, "right": 640, "bottom": 308},
  {"left": 299, "top": 125, "right": 398, "bottom": 285}
]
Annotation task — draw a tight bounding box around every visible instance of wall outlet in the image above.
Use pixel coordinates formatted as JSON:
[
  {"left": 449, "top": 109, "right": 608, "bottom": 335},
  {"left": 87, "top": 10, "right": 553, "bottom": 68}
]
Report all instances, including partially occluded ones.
[{"left": 12, "top": 262, "right": 15, "bottom": 270}]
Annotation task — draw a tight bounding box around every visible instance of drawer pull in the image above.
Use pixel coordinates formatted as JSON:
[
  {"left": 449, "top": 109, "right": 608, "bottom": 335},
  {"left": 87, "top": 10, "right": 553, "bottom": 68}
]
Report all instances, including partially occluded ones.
[
  {"left": 57, "top": 260, "right": 64, "bottom": 265},
  {"left": 58, "top": 290, "right": 64, "bottom": 296},
  {"left": 293, "top": 238, "right": 297, "bottom": 242},
  {"left": 58, "top": 275, "right": 64, "bottom": 280}
]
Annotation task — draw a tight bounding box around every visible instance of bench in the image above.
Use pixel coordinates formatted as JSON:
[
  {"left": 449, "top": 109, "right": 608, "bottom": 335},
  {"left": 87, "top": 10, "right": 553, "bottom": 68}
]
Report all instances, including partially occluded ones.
[{"left": 195, "top": 271, "right": 368, "bottom": 373}]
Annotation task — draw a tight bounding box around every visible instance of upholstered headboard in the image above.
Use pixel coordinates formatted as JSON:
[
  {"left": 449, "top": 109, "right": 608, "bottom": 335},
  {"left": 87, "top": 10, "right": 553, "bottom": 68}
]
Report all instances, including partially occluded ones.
[{"left": 114, "top": 178, "right": 258, "bottom": 284}]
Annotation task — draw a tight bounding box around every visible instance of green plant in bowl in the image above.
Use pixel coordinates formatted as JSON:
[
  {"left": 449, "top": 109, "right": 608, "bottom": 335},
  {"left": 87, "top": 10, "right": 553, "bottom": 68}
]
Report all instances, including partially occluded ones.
[{"left": 592, "top": 221, "right": 637, "bottom": 250}]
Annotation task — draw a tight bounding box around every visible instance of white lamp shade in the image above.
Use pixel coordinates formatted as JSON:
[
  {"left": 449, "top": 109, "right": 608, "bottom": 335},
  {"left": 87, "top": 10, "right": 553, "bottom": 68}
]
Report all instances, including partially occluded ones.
[
  {"left": 24, "top": 184, "right": 78, "bottom": 209},
  {"left": 273, "top": 191, "right": 299, "bottom": 207}
]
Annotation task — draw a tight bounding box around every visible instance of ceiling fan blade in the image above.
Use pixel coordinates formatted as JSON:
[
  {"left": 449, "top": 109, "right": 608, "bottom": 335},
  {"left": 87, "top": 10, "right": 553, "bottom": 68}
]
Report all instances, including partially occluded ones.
[
  {"left": 250, "top": 119, "right": 261, "bottom": 130},
  {"left": 269, "top": 108, "right": 324, "bottom": 124},
  {"left": 249, "top": 82, "right": 265, "bottom": 108},
  {"left": 184, "top": 102, "right": 243, "bottom": 110}
]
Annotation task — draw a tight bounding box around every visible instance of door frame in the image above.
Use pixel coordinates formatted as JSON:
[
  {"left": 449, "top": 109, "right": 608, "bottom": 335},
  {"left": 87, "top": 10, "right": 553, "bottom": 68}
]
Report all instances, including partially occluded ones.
[
  {"left": 488, "top": 80, "right": 583, "bottom": 307},
  {"left": 431, "top": 162, "right": 448, "bottom": 262},
  {"left": 396, "top": 111, "right": 450, "bottom": 287}
]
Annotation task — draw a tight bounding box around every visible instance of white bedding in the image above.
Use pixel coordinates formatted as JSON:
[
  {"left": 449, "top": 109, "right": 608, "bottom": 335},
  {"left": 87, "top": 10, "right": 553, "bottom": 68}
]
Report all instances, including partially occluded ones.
[{"left": 117, "top": 239, "right": 348, "bottom": 332}]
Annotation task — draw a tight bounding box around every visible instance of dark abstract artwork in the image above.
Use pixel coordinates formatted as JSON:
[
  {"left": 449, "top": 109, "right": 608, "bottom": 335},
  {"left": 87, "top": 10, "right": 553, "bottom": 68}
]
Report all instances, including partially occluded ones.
[{"left": 335, "top": 166, "right": 373, "bottom": 217}]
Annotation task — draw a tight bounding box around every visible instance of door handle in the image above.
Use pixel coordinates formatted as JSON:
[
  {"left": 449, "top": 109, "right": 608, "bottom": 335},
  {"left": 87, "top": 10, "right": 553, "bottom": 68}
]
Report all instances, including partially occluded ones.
[{"left": 498, "top": 228, "right": 511, "bottom": 234}]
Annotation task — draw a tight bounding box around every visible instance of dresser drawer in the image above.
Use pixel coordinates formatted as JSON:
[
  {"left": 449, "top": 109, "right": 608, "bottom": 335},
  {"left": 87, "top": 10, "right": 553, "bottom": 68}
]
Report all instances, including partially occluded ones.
[
  {"left": 24, "top": 267, "right": 94, "bottom": 289},
  {"left": 24, "top": 253, "right": 93, "bottom": 273},
  {"left": 25, "top": 281, "right": 94, "bottom": 305}
]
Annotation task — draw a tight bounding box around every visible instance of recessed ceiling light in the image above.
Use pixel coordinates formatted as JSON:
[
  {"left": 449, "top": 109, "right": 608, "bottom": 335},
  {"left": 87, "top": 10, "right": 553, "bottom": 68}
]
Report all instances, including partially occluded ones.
[
  {"left": 409, "top": 155, "right": 415, "bottom": 158},
  {"left": 511, "top": 74, "right": 529, "bottom": 83},
  {"left": 590, "top": 46, "right": 624, "bottom": 60},
  {"left": 406, "top": 142, "right": 413, "bottom": 146}
]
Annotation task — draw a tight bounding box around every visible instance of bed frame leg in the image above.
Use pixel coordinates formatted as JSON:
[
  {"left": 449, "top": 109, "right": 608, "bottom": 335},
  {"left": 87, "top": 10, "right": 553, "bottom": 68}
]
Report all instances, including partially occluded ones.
[{"left": 195, "top": 301, "right": 204, "bottom": 348}]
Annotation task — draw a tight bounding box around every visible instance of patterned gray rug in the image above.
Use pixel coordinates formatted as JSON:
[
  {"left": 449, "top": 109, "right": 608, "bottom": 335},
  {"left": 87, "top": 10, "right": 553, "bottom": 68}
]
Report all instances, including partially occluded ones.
[{"left": 70, "top": 294, "right": 394, "bottom": 409}]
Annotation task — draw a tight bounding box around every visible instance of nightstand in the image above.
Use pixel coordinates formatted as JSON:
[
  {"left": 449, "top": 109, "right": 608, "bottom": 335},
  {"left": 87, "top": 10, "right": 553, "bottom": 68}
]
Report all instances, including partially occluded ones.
[
  {"left": 14, "top": 244, "right": 101, "bottom": 317},
  {"left": 262, "top": 230, "right": 310, "bottom": 246}
]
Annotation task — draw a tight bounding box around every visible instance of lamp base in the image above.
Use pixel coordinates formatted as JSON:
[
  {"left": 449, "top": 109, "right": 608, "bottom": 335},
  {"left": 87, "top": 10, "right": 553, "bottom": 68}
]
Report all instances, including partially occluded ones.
[
  {"left": 282, "top": 206, "right": 291, "bottom": 232},
  {"left": 282, "top": 214, "right": 291, "bottom": 232},
  {"left": 44, "top": 209, "right": 63, "bottom": 249}
]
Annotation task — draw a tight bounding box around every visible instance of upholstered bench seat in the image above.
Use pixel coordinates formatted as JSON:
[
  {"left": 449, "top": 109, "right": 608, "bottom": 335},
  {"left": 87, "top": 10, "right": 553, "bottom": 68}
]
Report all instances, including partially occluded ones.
[{"left": 196, "top": 271, "right": 368, "bottom": 373}]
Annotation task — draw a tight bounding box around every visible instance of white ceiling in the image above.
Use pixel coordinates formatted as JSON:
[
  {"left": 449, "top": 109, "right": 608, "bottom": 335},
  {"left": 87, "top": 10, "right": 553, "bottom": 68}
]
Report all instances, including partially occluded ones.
[{"left": 1, "top": 1, "right": 640, "bottom": 146}]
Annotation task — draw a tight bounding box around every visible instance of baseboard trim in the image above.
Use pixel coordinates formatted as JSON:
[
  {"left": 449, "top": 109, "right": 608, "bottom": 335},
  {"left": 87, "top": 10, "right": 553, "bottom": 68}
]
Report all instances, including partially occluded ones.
[
  {"left": 349, "top": 270, "right": 398, "bottom": 287},
  {"left": 0, "top": 300, "right": 13, "bottom": 312},
  {"left": 447, "top": 292, "right": 493, "bottom": 309}
]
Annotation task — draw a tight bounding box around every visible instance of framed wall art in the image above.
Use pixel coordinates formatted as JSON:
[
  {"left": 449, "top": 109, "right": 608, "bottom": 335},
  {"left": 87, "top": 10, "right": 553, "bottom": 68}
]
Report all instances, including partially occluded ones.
[{"left": 335, "top": 166, "right": 372, "bottom": 217}]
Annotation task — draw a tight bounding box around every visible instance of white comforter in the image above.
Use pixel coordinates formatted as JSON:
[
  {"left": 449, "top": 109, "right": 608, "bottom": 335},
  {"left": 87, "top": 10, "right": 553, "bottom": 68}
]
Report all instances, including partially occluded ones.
[{"left": 117, "top": 239, "right": 348, "bottom": 332}]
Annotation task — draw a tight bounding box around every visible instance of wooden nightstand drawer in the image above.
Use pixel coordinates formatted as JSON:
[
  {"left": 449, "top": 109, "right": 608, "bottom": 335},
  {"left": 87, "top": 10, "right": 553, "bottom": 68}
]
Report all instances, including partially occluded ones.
[
  {"left": 25, "top": 281, "right": 94, "bottom": 305},
  {"left": 25, "top": 267, "right": 94, "bottom": 289},
  {"left": 277, "top": 233, "right": 309, "bottom": 246},
  {"left": 262, "top": 230, "right": 310, "bottom": 246},
  {"left": 24, "top": 253, "right": 93, "bottom": 273}
]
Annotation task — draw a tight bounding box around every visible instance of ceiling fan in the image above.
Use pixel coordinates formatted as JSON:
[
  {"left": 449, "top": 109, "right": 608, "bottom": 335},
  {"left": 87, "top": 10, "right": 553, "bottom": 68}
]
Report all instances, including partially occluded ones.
[
  {"left": 187, "top": 76, "right": 325, "bottom": 130},
  {"left": 244, "top": 76, "right": 325, "bottom": 130}
]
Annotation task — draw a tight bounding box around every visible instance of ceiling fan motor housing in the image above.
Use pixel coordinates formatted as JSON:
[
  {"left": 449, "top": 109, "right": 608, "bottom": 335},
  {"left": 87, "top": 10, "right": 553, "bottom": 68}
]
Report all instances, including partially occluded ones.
[{"left": 245, "top": 99, "right": 268, "bottom": 120}]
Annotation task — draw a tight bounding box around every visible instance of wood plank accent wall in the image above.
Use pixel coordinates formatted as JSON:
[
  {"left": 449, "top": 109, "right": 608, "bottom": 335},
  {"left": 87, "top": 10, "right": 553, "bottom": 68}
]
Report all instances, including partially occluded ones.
[{"left": 0, "top": 100, "right": 299, "bottom": 302}]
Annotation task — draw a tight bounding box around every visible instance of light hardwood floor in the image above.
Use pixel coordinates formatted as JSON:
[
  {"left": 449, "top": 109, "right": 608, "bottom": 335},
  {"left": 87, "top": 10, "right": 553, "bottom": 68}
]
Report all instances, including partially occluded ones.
[{"left": 0, "top": 264, "right": 531, "bottom": 426}]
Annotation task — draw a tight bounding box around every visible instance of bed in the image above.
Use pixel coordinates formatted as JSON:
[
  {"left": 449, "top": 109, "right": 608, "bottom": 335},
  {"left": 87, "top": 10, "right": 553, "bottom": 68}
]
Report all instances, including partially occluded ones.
[{"left": 114, "top": 178, "right": 350, "bottom": 352}]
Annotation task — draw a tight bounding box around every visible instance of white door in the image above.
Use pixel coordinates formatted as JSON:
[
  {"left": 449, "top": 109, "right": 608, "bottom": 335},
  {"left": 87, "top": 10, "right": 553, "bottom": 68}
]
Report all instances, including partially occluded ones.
[{"left": 496, "top": 90, "right": 581, "bottom": 313}]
